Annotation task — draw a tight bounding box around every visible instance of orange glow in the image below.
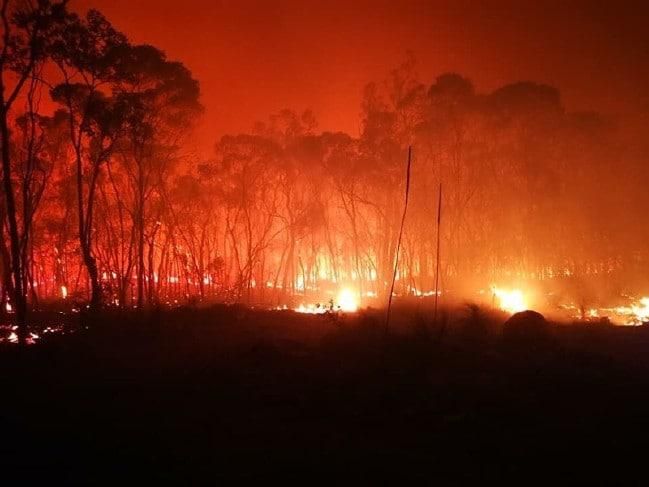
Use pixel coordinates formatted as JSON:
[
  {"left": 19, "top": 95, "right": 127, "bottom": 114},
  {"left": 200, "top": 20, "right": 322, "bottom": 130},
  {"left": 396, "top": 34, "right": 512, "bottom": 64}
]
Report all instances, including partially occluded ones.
[
  {"left": 336, "top": 288, "right": 359, "bottom": 313},
  {"left": 614, "top": 297, "right": 649, "bottom": 326},
  {"left": 492, "top": 287, "right": 528, "bottom": 314},
  {"left": 0, "top": 1, "right": 644, "bottom": 322},
  {"left": 633, "top": 298, "right": 649, "bottom": 322},
  {"left": 77, "top": 0, "right": 647, "bottom": 153},
  {"left": 294, "top": 303, "right": 328, "bottom": 315},
  {"left": 293, "top": 287, "right": 359, "bottom": 314}
]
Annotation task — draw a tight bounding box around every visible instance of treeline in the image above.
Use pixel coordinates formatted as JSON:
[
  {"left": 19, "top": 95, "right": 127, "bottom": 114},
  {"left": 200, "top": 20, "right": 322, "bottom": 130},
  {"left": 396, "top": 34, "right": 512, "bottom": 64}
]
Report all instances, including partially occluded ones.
[
  {"left": 197, "top": 60, "right": 646, "bottom": 306},
  {"left": 0, "top": 2, "right": 647, "bottom": 342},
  {"left": 0, "top": 1, "right": 200, "bottom": 342}
]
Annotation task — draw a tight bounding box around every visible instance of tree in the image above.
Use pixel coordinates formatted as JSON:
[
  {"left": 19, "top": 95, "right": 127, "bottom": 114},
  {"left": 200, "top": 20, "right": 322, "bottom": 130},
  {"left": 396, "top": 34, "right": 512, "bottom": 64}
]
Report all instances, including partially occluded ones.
[
  {"left": 0, "top": 0, "right": 67, "bottom": 343},
  {"left": 50, "top": 9, "right": 128, "bottom": 309},
  {"left": 110, "top": 43, "right": 202, "bottom": 307}
]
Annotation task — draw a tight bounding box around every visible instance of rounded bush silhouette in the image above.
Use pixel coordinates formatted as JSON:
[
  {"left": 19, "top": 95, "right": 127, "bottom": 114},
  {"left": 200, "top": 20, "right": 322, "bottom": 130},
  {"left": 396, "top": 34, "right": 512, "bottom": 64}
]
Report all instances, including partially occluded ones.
[{"left": 502, "top": 310, "right": 553, "bottom": 350}]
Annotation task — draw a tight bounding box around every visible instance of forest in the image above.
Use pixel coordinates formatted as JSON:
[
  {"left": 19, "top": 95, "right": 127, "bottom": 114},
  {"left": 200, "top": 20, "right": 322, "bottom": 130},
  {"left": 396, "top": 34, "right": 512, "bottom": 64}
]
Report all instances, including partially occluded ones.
[
  {"left": 4, "top": 1, "right": 649, "bottom": 484},
  {"left": 0, "top": 1, "right": 648, "bottom": 345}
]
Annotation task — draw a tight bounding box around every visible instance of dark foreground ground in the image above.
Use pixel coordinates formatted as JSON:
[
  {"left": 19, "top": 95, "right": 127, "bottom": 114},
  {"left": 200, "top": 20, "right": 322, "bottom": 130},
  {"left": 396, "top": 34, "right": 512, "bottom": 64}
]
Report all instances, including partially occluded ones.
[{"left": 2, "top": 305, "right": 649, "bottom": 485}]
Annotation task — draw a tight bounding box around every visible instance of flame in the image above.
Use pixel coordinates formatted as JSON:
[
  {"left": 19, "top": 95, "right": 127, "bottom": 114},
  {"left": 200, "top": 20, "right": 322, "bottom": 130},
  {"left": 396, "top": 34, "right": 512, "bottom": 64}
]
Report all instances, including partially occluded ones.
[
  {"left": 336, "top": 288, "right": 358, "bottom": 312},
  {"left": 61, "top": 285, "right": 68, "bottom": 299},
  {"left": 613, "top": 297, "right": 649, "bottom": 325},
  {"left": 492, "top": 287, "right": 527, "bottom": 314},
  {"left": 293, "top": 287, "right": 359, "bottom": 314},
  {"left": 295, "top": 303, "right": 328, "bottom": 314},
  {"left": 632, "top": 297, "right": 649, "bottom": 322},
  {"left": 559, "top": 296, "right": 649, "bottom": 326}
]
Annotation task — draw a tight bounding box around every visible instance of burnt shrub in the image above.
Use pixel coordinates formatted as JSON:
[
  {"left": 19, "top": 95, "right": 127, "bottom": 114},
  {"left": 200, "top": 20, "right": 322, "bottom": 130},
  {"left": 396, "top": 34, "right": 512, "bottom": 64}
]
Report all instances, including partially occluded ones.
[{"left": 502, "top": 310, "right": 555, "bottom": 353}]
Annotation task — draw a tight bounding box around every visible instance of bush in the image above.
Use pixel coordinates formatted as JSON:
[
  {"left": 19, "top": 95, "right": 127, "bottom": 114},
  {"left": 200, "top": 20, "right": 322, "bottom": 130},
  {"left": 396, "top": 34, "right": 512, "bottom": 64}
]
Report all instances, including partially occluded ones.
[{"left": 502, "top": 310, "right": 554, "bottom": 352}]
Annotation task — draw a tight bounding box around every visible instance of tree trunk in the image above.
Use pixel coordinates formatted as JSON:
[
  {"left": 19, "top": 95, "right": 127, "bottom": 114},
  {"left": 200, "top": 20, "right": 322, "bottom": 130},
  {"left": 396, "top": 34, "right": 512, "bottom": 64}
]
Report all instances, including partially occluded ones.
[
  {"left": 75, "top": 155, "right": 102, "bottom": 310},
  {"left": 81, "top": 243, "right": 101, "bottom": 309},
  {"left": 136, "top": 161, "right": 145, "bottom": 308},
  {"left": 0, "top": 104, "right": 27, "bottom": 344}
]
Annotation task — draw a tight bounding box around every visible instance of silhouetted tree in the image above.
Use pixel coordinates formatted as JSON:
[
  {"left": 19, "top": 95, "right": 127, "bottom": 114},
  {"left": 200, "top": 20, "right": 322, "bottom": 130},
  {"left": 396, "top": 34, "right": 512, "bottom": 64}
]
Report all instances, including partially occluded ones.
[{"left": 0, "top": 0, "right": 67, "bottom": 343}]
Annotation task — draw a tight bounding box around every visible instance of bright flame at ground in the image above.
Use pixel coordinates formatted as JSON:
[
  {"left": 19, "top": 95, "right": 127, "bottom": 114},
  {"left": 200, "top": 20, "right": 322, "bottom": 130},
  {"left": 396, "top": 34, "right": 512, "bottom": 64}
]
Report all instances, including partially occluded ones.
[
  {"left": 295, "top": 303, "right": 327, "bottom": 314},
  {"left": 293, "top": 287, "right": 359, "bottom": 314},
  {"left": 613, "top": 297, "right": 649, "bottom": 325},
  {"left": 492, "top": 287, "right": 527, "bottom": 314},
  {"left": 632, "top": 298, "right": 649, "bottom": 322},
  {"left": 336, "top": 288, "right": 359, "bottom": 312}
]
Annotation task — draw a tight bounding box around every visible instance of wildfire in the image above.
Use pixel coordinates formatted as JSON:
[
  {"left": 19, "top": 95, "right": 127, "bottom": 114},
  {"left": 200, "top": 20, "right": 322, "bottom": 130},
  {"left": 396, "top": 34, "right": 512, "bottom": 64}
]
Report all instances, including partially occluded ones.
[
  {"left": 337, "top": 288, "right": 359, "bottom": 312},
  {"left": 492, "top": 287, "right": 528, "bottom": 314},
  {"left": 613, "top": 297, "right": 649, "bottom": 326},
  {"left": 633, "top": 298, "right": 649, "bottom": 322},
  {"left": 560, "top": 295, "right": 649, "bottom": 326},
  {"left": 293, "top": 303, "right": 325, "bottom": 314},
  {"left": 293, "top": 287, "right": 359, "bottom": 314},
  {"left": 0, "top": 326, "right": 39, "bottom": 345}
]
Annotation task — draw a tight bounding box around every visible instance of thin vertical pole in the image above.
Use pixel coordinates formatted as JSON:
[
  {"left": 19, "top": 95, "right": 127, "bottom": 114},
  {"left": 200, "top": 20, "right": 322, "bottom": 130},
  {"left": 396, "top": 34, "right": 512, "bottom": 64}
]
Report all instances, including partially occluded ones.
[
  {"left": 385, "top": 146, "right": 412, "bottom": 334},
  {"left": 433, "top": 183, "right": 442, "bottom": 324}
]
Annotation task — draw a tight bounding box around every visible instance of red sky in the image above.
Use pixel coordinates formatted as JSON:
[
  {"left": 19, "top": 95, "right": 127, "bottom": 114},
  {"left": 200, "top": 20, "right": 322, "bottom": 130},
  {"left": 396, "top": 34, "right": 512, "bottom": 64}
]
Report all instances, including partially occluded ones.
[{"left": 74, "top": 0, "right": 649, "bottom": 155}]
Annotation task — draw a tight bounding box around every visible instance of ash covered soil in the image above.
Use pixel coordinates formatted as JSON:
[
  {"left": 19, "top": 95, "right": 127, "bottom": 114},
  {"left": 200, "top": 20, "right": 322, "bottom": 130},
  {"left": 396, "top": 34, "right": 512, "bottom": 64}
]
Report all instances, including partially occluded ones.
[{"left": 2, "top": 305, "right": 649, "bottom": 484}]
